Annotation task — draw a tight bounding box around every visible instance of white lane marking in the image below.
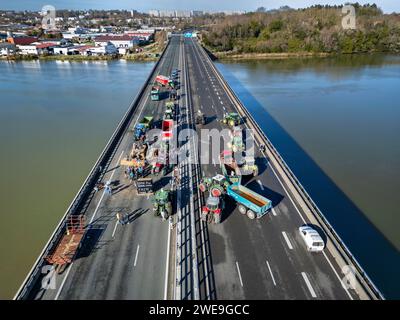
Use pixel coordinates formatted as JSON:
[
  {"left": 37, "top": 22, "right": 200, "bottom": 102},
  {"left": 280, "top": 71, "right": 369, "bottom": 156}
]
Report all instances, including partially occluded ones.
[
  {"left": 267, "top": 164, "right": 306, "bottom": 225},
  {"left": 111, "top": 221, "right": 119, "bottom": 238},
  {"left": 322, "top": 251, "right": 353, "bottom": 300},
  {"left": 54, "top": 262, "right": 74, "bottom": 300},
  {"left": 257, "top": 179, "right": 264, "bottom": 190},
  {"left": 89, "top": 150, "right": 125, "bottom": 224},
  {"left": 282, "top": 231, "right": 293, "bottom": 250},
  {"left": 266, "top": 261, "right": 277, "bottom": 286},
  {"left": 164, "top": 220, "right": 172, "bottom": 300},
  {"left": 271, "top": 208, "right": 277, "bottom": 216},
  {"left": 236, "top": 262, "right": 243, "bottom": 287},
  {"left": 134, "top": 244, "right": 140, "bottom": 267},
  {"left": 301, "top": 272, "right": 317, "bottom": 298}
]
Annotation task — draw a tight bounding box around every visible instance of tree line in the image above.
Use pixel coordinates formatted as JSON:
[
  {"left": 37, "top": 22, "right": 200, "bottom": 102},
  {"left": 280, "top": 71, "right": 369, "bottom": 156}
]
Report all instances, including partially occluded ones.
[{"left": 200, "top": 4, "right": 400, "bottom": 54}]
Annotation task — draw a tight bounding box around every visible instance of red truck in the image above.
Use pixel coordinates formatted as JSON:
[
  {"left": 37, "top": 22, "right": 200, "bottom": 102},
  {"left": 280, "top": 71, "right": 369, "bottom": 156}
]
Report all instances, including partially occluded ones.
[
  {"left": 162, "top": 119, "right": 173, "bottom": 140},
  {"left": 156, "top": 75, "right": 170, "bottom": 87}
]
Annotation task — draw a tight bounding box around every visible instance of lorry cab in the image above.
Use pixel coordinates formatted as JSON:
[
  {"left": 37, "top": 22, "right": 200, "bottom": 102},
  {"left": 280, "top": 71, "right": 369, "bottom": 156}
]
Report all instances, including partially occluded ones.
[{"left": 298, "top": 226, "right": 325, "bottom": 252}]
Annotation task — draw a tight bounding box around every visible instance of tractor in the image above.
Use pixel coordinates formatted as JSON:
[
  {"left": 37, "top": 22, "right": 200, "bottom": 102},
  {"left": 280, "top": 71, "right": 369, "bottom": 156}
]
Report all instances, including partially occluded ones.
[
  {"left": 151, "top": 188, "right": 172, "bottom": 220},
  {"left": 221, "top": 112, "right": 242, "bottom": 128},
  {"left": 195, "top": 110, "right": 206, "bottom": 125},
  {"left": 227, "top": 126, "right": 245, "bottom": 152},
  {"left": 201, "top": 196, "right": 224, "bottom": 224},
  {"left": 199, "top": 174, "right": 230, "bottom": 198}
]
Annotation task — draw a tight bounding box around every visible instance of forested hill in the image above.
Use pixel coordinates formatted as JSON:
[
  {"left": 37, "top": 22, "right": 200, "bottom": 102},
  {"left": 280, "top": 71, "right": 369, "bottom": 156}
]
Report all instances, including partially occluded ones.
[{"left": 201, "top": 4, "right": 400, "bottom": 55}]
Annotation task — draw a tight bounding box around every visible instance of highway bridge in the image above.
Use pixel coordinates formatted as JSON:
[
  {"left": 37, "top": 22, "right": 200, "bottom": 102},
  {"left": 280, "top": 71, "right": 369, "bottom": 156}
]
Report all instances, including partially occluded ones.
[{"left": 15, "top": 34, "right": 383, "bottom": 300}]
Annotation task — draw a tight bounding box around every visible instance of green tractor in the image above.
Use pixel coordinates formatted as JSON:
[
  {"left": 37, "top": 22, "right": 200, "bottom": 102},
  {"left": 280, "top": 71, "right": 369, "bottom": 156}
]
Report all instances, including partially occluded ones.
[
  {"left": 151, "top": 188, "right": 172, "bottom": 220},
  {"left": 198, "top": 174, "right": 231, "bottom": 197},
  {"left": 221, "top": 112, "right": 242, "bottom": 128}
]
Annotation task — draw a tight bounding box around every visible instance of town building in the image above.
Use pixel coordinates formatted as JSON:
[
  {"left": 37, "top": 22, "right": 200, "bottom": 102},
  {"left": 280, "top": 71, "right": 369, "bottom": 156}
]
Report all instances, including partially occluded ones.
[
  {"left": 0, "top": 42, "right": 16, "bottom": 55},
  {"left": 95, "top": 35, "right": 135, "bottom": 48}
]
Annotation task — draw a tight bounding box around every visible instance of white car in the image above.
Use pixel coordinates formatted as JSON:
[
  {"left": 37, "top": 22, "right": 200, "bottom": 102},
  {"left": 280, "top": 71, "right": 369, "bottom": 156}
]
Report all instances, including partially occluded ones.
[{"left": 299, "top": 225, "right": 325, "bottom": 252}]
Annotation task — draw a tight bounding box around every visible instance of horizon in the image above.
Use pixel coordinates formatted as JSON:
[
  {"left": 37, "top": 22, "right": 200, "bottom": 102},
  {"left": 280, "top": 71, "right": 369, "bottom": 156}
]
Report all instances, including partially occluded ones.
[{"left": 0, "top": 1, "right": 399, "bottom": 14}]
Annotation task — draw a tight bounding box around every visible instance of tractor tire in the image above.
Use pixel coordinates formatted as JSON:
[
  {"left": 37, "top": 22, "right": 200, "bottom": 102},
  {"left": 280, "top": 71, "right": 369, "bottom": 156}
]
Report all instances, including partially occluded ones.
[
  {"left": 238, "top": 205, "right": 247, "bottom": 215},
  {"left": 210, "top": 186, "right": 223, "bottom": 197},
  {"left": 199, "top": 183, "right": 207, "bottom": 193},
  {"left": 247, "top": 210, "right": 256, "bottom": 220}
]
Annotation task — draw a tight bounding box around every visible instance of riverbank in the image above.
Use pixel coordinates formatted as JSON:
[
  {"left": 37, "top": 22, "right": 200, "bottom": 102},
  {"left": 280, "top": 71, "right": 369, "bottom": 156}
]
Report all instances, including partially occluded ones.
[
  {"left": 0, "top": 53, "right": 159, "bottom": 62},
  {"left": 213, "top": 51, "right": 331, "bottom": 61}
]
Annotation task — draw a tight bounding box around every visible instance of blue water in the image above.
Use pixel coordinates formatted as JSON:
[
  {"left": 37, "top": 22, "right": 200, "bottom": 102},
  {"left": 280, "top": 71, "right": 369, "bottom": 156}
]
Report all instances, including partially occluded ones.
[{"left": 216, "top": 54, "right": 400, "bottom": 299}]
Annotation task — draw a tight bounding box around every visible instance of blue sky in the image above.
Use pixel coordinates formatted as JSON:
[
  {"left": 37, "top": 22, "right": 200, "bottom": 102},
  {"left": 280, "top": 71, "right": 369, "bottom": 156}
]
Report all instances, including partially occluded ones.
[{"left": 0, "top": 1, "right": 398, "bottom": 13}]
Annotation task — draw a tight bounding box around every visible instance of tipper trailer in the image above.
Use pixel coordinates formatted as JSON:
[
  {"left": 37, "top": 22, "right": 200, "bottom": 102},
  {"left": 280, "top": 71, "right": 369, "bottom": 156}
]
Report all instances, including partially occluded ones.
[{"left": 227, "top": 183, "right": 272, "bottom": 219}]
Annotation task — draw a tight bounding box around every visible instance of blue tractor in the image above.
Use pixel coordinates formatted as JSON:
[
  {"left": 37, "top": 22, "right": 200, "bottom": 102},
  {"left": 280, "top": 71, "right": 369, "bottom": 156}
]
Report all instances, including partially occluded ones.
[{"left": 134, "top": 123, "right": 146, "bottom": 141}]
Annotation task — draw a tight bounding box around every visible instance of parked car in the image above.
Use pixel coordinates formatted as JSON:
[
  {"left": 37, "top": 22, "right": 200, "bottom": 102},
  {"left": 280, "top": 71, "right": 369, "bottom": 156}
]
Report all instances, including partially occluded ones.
[{"left": 298, "top": 225, "right": 325, "bottom": 252}]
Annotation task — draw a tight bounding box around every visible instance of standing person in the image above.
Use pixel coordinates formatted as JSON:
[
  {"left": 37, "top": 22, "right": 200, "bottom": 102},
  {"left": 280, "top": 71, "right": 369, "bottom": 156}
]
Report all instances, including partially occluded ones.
[{"left": 129, "top": 170, "right": 135, "bottom": 182}]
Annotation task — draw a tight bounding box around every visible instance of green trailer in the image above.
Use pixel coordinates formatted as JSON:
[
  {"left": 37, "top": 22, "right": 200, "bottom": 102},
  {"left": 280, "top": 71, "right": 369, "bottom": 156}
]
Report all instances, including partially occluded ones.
[{"left": 151, "top": 86, "right": 161, "bottom": 101}]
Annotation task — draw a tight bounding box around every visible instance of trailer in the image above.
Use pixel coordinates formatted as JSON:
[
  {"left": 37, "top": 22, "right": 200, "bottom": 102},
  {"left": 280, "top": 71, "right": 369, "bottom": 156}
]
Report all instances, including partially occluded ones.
[
  {"left": 220, "top": 150, "right": 258, "bottom": 177},
  {"left": 162, "top": 119, "right": 173, "bottom": 140},
  {"left": 45, "top": 215, "right": 85, "bottom": 274},
  {"left": 227, "top": 183, "right": 272, "bottom": 219},
  {"left": 151, "top": 86, "right": 161, "bottom": 101}
]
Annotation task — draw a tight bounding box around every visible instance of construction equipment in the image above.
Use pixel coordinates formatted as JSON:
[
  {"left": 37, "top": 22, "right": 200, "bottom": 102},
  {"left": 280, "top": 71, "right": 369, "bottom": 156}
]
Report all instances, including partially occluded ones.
[
  {"left": 45, "top": 215, "right": 85, "bottom": 274},
  {"left": 195, "top": 110, "right": 206, "bottom": 125},
  {"left": 151, "top": 85, "right": 161, "bottom": 101},
  {"left": 152, "top": 188, "right": 172, "bottom": 220},
  {"left": 201, "top": 196, "right": 224, "bottom": 224},
  {"left": 221, "top": 112, "right": 242, "bottom": 127},
  {"left": 227, "top": 183, "right": 272, "bottom": 219}
]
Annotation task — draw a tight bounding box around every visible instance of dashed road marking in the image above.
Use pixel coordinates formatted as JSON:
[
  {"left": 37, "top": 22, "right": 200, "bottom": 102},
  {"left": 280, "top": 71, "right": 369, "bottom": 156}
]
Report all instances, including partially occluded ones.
[
  {"left": 266, "top": 261, "right": 277, "bottom": 286},
  {"left": 134, "top": 244, "right": 140, "bottom": 267},
  {"left": 282, "top": 231, "right": 293, "bottom": 250},
  {"left": 301, "top": 272, "right": 317, "bottom": 298},
  {"left": 236, "top": 262, "right": 243, "bottom": 287}
]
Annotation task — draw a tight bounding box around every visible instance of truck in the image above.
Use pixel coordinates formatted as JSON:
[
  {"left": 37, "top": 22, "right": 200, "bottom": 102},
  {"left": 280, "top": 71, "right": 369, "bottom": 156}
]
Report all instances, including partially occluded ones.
[
  {"left": 162, "top": 119, "right": 173, "bottom": 140},
  {"left": 156, "top": 75, "right": 175, "bottom": 88},
  {"left": 227, "top": 183, "right": 272, "bottom": 219},
  {"left": 151, "top": 86, "right": 161, "bottom": 101}
]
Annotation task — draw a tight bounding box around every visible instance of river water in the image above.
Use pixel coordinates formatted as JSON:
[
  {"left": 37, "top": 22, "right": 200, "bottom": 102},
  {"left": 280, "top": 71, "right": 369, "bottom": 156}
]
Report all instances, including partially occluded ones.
[
  {"left": 216, "top": 54, "right": 400, "bottom": 298},
  {"left": 0, "top": 60, "right": 155, "bottom": 299},
  {"left": 0, "top": 55, "right": 399, "bottom": 299}
]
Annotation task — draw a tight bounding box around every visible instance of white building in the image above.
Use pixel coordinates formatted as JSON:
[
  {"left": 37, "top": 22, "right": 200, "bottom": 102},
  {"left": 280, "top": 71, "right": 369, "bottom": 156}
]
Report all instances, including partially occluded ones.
[
  {"left": 95, "top": 35, "right": 134, "bottom": 48},
  {"left": 149, "top": 10, "right": 160, "bottom": 17},
  {"left": 0, "top": 43, "right": 15, "bottom": 55}
]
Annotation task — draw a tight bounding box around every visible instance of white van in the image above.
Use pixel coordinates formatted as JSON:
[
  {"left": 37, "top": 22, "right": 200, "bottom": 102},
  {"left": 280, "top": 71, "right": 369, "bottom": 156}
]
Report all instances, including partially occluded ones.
[{"left": 299, "top": 226, "right": 325, "bottom": 252}]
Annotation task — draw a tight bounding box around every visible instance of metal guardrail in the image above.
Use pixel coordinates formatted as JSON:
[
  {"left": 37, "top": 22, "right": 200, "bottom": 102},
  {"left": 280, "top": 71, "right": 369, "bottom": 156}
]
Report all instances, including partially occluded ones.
[
  {"left": 197, "top": 42, "right": 384, "bottom": 300},
  {"left": 14, "top": 41, "right": 171, "bottom": 300}
]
